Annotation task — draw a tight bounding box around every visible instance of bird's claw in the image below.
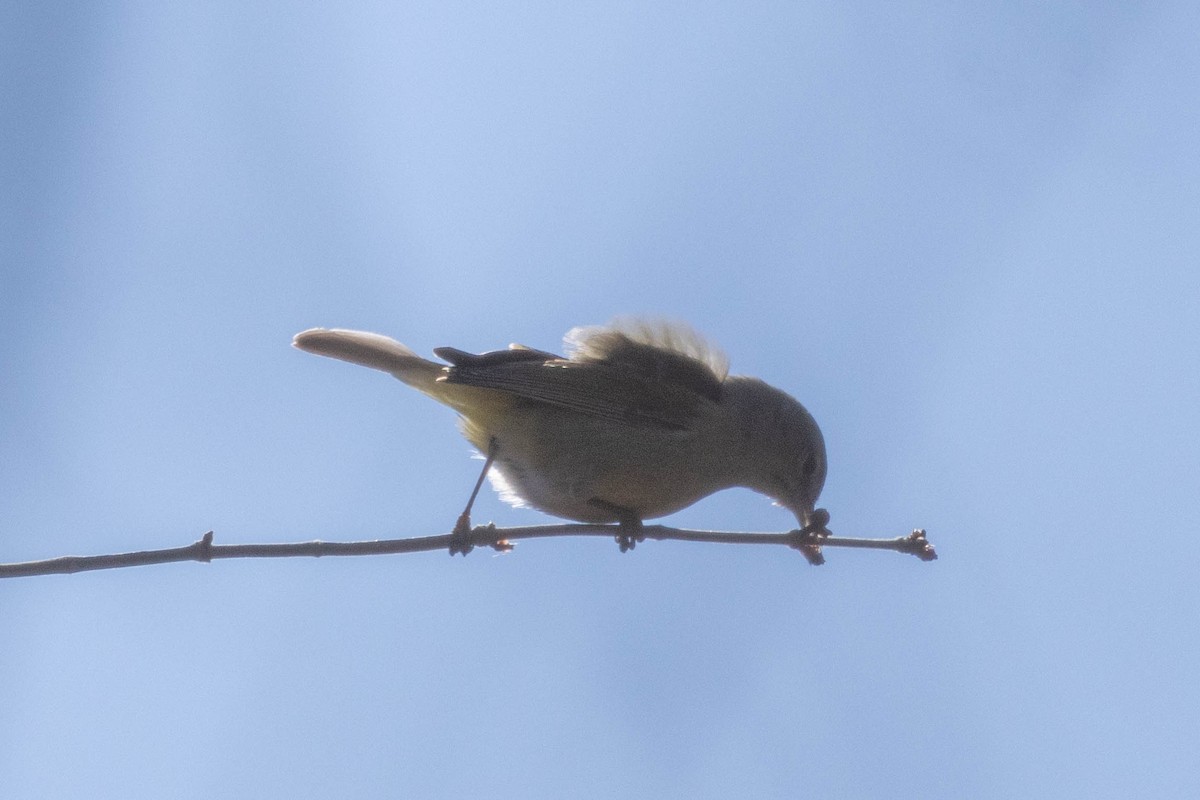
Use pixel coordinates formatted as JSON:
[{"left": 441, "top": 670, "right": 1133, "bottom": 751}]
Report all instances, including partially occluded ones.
[
  {"left": 615, "top": 517, "right": 645, "bottom": 553},
  {"left": 449, "top": 512, "right": 474, "bottom": 556},
  {"left": 586, "top": 499, "right": 645, "bottom": 553}
]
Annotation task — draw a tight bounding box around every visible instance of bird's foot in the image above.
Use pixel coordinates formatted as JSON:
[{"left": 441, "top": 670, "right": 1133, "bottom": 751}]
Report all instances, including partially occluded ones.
[
  {"left": 586, "top": 499, "right": 645, "bottom": 553},
  {"left": 449, "top": 512, "right": 475, "bottom": 556},
  {"left": 615, "top": 516, "right": 645, "bottom": 553}
]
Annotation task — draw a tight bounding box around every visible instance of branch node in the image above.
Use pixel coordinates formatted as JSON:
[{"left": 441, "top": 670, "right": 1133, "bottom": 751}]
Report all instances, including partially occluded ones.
[
  {"left": 195, "top": 531, "right": 215, "bottom": 563},
  {"left": 478, "top": 523, "right": 513, "bottom": 552},
  {"left": 902, "top": 529, "right": 938, "bottom": 561},
  {"left": 787, "top": 511, "right": 831, "bottom": 566},
  {"left": 787, "top": 531, "right": 826, "bottom": 566}
]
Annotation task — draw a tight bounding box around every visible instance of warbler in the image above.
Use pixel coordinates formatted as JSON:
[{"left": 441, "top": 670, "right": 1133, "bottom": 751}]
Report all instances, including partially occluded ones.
[{"left": 293, "top": 320, "right": 828, "bottom": 545}]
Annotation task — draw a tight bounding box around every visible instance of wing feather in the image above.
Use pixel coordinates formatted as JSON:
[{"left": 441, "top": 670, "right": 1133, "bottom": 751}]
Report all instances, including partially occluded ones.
[{"left": 437, "top": 320, "right": 726, "bottom": 430}]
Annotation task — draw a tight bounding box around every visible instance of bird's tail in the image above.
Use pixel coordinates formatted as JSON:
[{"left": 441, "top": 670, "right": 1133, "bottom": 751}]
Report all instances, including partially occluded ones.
[{"left": 293, "top": 328, "right": 443, "bottom": 394}]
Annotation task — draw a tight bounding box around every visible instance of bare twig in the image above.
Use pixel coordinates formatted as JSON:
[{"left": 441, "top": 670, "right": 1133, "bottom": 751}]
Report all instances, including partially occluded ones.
[{"left": 0, "top": 525, "right": 936, "bottom": 579}]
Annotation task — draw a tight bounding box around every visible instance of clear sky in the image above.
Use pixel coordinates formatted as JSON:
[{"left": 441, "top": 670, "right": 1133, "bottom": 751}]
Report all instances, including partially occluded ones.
[{"left": 4, "top": 2, "right": 1199, "bottom": 797}]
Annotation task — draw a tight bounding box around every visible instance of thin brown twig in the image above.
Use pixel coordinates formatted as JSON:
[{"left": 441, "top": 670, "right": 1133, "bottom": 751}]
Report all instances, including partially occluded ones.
[{"left": 0, "top": 524, "right": 936, "bottom": 579}]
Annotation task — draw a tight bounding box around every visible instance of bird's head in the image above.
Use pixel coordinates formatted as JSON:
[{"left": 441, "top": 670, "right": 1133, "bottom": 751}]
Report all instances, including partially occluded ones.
[{"left": 722, "top": 377, "right": 828, "bottom": 531}]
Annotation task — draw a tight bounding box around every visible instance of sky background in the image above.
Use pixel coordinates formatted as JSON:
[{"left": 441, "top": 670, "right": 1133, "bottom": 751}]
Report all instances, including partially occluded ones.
[{"left": 3, "top": 2, "right": 1199, "bottom": 797}]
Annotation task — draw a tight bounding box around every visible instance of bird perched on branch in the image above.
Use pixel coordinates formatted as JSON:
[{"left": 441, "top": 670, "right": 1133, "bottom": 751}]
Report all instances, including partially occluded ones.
[{"left": 293, "top": 320, "right": 828, "bottom": 553}]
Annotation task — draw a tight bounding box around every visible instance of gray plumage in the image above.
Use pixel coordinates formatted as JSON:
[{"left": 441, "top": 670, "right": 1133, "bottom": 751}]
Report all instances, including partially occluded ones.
[{"left": 293, "top": 320, "right": 826, "bottom": 527}]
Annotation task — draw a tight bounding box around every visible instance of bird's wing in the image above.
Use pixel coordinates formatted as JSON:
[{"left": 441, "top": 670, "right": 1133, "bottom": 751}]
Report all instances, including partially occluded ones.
[{"left": 434, "top": 321, "right": 727, "bottom": 430}]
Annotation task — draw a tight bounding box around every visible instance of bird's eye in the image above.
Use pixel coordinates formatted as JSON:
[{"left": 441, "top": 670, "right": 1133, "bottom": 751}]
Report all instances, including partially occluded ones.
[{"left": 802, "top": 454, "right": 818, "bottom": 478}]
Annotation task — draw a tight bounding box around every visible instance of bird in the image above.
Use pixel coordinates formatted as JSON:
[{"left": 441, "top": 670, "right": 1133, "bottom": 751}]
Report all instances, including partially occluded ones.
[{"left": 293, "top": 319, "right": 828, "bottom": 553}]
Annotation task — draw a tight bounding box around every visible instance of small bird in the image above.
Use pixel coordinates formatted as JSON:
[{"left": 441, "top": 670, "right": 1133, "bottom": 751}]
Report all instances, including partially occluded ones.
[{"left": 293, "top": 320, "right": 828, "bottom": 551}]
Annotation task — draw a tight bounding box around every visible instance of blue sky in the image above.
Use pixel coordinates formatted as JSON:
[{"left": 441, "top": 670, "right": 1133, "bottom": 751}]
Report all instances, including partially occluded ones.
[{"left": 3, "top": 2, "right": 1199, "bottom": 797}]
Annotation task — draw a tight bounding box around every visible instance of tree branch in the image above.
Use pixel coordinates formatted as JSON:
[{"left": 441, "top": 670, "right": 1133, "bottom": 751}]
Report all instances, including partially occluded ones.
[{"left": 0, "top": 524, "right": 936, "bottom": 579}]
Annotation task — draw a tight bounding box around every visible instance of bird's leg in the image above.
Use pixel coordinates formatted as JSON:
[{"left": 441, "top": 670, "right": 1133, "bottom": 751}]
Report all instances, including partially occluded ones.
[
  {"left": 450, "top": 437, "right": 499, "bottom": 556},
  {"left": 588, "top": 499, "right": 645, "bottom": 553}
]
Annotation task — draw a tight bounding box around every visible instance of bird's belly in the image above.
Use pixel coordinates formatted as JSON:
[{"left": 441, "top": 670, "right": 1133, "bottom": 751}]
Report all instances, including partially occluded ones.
[{"left": 480, "top": 419, "right": 721, "bottom": 523}]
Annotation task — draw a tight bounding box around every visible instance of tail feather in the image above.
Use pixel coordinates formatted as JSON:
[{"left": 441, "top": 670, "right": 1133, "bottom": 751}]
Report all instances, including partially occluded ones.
[{"left": 293, "top": 328, "right": 442, "bottom": 390}]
